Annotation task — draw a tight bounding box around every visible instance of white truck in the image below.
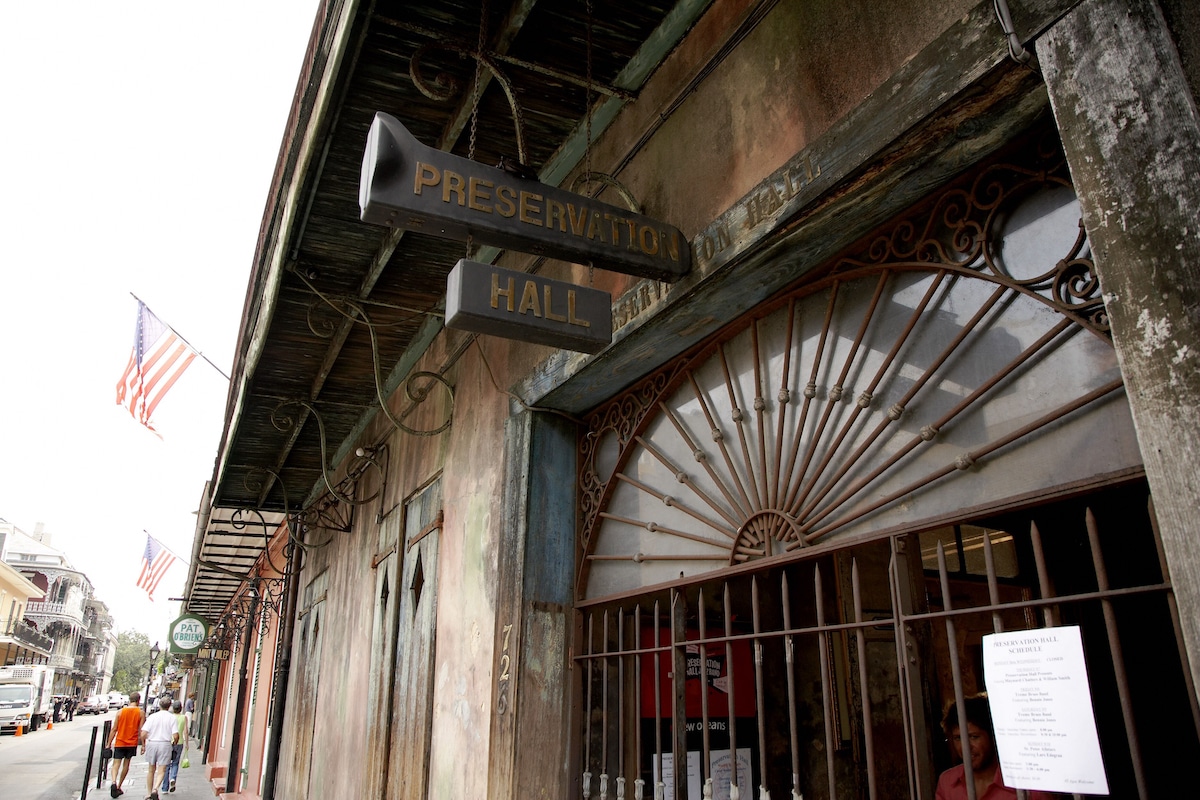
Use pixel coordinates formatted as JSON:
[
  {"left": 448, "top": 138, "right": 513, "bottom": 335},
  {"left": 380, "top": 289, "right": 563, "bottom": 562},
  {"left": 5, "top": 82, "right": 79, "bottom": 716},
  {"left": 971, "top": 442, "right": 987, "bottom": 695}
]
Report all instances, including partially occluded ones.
[{"left": 0, "top": 664, "right": 56, "bottom": 733}]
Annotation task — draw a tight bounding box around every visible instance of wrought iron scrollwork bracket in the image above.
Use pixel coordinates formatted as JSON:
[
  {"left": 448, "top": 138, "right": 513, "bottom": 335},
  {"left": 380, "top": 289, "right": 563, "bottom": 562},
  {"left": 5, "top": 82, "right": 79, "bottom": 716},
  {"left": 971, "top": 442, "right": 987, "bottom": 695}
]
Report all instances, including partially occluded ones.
[
  {"left": 270, "top": 398, "right": 385, "bottom": 506},
  {"left": 293, "top": 275, "right": 455, "bottom": 438},
  {"left": 411, "top": 40, "right": 529, "bottom": 165}
]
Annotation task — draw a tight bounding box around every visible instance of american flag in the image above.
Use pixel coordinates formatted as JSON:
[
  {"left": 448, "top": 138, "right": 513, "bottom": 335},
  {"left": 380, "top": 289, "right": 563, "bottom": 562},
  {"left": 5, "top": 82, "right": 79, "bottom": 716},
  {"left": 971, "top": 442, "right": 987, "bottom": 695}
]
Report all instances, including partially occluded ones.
[
  {"left": 137, "top": 533, "right": 176, "bottom": 601},
  {"left": 115, "top": 300, "right": 197, "bottom": 434}
]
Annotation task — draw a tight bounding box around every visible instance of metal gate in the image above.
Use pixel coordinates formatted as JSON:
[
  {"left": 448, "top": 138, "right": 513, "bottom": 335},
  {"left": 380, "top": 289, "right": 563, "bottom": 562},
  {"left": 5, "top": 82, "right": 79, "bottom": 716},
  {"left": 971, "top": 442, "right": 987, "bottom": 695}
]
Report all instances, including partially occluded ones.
[
  {"left": 573, "top": 130, "right": 1198, "bottom": 799},
  {"left": 575, "top": 485, "right": 1200, "bottom": 799}
]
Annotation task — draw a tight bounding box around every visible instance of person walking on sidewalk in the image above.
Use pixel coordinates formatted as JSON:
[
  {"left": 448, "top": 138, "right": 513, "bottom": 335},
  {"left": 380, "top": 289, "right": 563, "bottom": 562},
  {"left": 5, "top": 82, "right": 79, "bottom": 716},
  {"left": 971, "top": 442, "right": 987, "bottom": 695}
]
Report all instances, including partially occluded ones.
[
  {"left": 158, "top": 700, "right": 187, "bottom": 794},
  {"left": 183, "top": 692, "right": 195, "bottom": 737},
  {"left": 106, "top": 691, "right": 144, "bottom": 797},
  {"left": 140, "top": 696, "right": 179, "bottom": 800}
]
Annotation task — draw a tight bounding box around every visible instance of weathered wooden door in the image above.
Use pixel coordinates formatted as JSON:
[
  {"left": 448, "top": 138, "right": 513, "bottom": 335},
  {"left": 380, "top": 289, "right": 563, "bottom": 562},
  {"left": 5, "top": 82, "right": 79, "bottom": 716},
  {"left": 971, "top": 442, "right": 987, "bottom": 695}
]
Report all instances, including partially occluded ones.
[
  {"left": 291, "top": 568, "right": 327, "bottom": 799},
  {"left": 387, "top": 478, "right": 442, "bottom": 800},
  {"left": 367, "top": 510, "right": 404, "bottom": 797}
]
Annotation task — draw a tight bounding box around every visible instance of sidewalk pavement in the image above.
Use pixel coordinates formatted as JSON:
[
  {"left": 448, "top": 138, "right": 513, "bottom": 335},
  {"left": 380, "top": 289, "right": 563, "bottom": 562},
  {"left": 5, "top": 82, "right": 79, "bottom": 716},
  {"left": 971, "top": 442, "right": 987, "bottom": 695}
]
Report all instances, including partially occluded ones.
[{"left": 94, "top": 737, "right": 213, "bottom": 800}]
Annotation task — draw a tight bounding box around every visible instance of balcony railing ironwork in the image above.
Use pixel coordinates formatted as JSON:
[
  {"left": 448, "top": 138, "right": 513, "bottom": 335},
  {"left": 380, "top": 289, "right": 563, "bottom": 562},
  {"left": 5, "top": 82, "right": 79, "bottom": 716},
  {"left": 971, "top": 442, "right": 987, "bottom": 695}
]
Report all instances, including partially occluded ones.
[
  {"left": 25, "top": 600, "right": 86, "bottom": 626},
  {"left": 48, "top": 653, "right": 74, "bottom": 670},
  {"left": 0, "top": 616, "right": 54, "bottom": 651}
]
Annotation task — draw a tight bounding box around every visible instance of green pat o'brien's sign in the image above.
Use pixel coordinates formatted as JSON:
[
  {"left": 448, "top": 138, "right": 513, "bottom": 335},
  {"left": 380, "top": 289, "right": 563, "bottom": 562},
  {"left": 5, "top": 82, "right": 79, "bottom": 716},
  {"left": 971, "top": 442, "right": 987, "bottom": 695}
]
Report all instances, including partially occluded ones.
[{"left": 168, "top": 613, "right": 210, "bottom": 655}]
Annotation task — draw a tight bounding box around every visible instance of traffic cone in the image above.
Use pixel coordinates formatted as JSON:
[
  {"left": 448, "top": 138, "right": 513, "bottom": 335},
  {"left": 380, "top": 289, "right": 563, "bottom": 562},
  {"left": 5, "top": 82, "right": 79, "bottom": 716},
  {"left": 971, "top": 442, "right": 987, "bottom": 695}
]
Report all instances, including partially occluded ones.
[
  {"left": 14, "top": 723, "right": 22, "bottom": 737},
  {"left": 47, "top": 720, "right": 53, "bottom": 730}
]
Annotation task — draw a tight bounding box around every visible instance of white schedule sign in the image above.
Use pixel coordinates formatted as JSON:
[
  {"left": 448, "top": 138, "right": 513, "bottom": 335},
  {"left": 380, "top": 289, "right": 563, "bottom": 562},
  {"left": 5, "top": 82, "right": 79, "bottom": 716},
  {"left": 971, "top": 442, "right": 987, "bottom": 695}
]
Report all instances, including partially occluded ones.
[
  {"left": 983, "top": 626, "right": 1109, "bottom": 794},
  {"left": 655, "top": 748, "right": 752, "bottom": 800}
]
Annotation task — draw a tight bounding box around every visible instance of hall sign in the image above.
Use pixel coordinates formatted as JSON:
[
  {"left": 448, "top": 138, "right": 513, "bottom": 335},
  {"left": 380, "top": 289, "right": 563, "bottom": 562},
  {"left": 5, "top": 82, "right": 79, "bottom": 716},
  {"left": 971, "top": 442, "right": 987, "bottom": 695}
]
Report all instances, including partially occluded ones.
[
  {"left": 167, "top": 612, "right": 210, "bottom": 655},
  {"left": 359, "top": 113, "right": 691, "bottom": 283},
  {"left": 446, "top": 259, "right": 613, "bottom": 353}
]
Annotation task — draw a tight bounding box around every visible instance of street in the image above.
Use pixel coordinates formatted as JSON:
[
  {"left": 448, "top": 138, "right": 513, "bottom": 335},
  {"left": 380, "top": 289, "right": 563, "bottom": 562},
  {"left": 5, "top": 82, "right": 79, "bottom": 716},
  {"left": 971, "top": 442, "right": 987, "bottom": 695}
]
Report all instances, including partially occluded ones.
[{"left": 0, "top": 709, "right": 115, "bottom": 800}]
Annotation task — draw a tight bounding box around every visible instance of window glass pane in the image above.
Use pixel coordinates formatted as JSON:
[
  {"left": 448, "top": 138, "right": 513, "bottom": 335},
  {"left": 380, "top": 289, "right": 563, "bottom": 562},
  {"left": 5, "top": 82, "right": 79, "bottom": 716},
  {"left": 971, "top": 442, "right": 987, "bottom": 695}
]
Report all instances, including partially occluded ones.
[
  {"left": 959, "top": 525, "right": 1018, "bottom": 577},
  {"left": 920, "top": 526, "right": 961, "bottom": 573}
]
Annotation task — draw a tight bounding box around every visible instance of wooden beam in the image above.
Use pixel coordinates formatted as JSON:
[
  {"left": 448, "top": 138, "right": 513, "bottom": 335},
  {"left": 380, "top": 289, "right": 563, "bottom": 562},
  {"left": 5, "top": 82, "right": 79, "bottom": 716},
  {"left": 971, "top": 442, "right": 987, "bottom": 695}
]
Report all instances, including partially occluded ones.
[{"left": 1039, "top": 0, "right": 1200, "bottom": 699}]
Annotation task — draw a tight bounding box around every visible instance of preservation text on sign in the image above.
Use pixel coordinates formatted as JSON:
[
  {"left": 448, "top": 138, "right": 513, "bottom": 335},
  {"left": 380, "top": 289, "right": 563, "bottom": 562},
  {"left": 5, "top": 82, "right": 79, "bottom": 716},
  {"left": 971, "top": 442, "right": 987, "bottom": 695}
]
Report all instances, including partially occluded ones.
[{"left": 359, "top": 113, "right": 690, "bottom": 283}]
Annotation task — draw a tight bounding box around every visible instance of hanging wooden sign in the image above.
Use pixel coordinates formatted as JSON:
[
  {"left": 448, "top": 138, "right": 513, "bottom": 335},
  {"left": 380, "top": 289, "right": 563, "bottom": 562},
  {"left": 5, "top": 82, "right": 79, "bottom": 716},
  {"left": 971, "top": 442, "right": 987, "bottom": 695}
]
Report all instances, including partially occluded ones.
[
  {"left": 359, "top": 113, "right": 691, "bottom": 283},
  {"left": 445, "top": 259, "right": 612, "bottom": 353}
]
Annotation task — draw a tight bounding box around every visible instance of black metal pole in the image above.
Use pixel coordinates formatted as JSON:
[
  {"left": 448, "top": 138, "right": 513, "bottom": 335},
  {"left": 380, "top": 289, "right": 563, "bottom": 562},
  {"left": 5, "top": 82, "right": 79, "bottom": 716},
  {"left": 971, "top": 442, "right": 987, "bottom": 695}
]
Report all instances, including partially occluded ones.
[
  {"left": 226, "top": 591, "right": 260, "bottom": 795},
  {"left": 143, "top": 661, "right": 155, "bottom": 713},
  {"left": 98, "top": 719, "right": 112, "bottom": 786},
  {"left": 202, "top": 660, "right": 221, "bottom": 764},
  {"left": 261, "top": 539, "right": 302, "bottom": 800},
  {"left": 81, "top": 725, "right": 98, "bottom": 799}
]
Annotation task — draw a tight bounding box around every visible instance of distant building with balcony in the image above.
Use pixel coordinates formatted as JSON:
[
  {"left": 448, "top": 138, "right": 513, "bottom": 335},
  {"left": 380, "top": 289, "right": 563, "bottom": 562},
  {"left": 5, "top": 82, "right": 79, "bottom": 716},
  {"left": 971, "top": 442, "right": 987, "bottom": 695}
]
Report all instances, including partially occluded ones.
[
  {"left": 0, "top": 527, "right": 51, "bottom": 666},
  {"left": 1, "top": 520, "right": 116, "bottom": 696},
  {"left": 84, "top": 599, "right": 117, "bottom": 695}
]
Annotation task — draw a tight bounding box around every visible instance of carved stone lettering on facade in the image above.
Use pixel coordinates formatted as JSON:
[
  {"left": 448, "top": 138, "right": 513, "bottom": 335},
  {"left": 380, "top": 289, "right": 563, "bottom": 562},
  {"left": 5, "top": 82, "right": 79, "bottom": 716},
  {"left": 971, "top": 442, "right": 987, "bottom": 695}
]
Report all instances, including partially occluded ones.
[
  {"left": 612, "top": 280, "right": 667, "bottom": 333},
  {"left": 692, "top": 152, "right": 823, "bottom": 271}
]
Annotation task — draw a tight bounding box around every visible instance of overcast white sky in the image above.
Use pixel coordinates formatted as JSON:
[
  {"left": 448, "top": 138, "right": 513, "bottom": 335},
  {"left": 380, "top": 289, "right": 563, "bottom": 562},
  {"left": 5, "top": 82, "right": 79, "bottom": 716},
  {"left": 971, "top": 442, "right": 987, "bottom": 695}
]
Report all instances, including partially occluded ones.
[{"left": 0, "top": 2, "right": 321, "bottom": 640}]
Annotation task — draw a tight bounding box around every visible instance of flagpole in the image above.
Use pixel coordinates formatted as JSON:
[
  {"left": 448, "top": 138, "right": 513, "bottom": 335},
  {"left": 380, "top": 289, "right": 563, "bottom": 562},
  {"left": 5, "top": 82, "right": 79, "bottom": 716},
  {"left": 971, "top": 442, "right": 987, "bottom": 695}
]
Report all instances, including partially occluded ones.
[{"left": 130, "top": 291, "right": 231, "bottom": 381}]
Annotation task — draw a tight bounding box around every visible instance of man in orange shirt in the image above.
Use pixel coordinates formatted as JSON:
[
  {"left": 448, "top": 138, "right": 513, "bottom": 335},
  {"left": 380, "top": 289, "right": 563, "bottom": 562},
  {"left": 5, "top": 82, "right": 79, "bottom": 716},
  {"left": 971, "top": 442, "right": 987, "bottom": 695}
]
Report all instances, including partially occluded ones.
[{"left": 105, "top": 691, "right": 144, "bottom": 798}]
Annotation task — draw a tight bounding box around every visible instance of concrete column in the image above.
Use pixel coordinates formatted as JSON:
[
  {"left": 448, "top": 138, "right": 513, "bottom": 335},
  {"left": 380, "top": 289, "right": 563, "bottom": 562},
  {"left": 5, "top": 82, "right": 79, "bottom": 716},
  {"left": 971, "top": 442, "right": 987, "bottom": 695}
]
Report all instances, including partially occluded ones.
[{"left": 1038, "top": 0, "right": 1200, "bottom": 690}]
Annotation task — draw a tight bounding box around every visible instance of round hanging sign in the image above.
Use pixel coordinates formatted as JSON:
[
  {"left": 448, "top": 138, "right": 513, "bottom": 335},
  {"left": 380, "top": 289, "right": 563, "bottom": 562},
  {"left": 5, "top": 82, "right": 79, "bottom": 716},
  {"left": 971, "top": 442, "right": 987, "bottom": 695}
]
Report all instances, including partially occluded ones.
[{"left": 168, "top": 613, "right": 210, "bottom": 654}]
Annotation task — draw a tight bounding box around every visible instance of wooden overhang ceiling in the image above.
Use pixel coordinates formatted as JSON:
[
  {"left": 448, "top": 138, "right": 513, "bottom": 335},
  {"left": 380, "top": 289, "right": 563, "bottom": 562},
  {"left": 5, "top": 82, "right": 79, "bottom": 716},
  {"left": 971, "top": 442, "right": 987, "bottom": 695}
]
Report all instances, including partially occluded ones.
[
  {"left": 206, "top": 0, "right": 709, "bottom": 526},
  {"left": 187, "top": 507, "right": 286, "bottom": 621}
]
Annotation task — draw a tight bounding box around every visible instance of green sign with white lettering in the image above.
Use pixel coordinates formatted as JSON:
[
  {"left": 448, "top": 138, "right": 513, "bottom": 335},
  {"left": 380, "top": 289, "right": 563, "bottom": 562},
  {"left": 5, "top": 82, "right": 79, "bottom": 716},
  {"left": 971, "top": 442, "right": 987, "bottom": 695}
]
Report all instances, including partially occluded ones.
[{"left": 168, "top": 613, "right": 210, "bottom": 655}]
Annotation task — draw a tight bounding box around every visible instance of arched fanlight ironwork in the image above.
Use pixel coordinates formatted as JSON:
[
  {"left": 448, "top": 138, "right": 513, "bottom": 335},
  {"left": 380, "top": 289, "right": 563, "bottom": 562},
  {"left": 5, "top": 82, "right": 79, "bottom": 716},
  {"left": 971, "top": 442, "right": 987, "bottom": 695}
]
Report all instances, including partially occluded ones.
[{"left": 577, "top": 139, "right": 1137, "bottom": 601}]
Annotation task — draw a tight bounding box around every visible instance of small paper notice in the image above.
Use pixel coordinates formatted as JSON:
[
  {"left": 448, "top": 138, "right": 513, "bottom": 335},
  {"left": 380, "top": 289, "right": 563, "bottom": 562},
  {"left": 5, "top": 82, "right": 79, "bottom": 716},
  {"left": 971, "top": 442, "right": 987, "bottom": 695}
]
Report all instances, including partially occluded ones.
[
  {"left": 655, "top": 748, "right": 752, "bottom": 800},
  {"left": 983, "top": 626, "right": 1108, "bottom": 794}
]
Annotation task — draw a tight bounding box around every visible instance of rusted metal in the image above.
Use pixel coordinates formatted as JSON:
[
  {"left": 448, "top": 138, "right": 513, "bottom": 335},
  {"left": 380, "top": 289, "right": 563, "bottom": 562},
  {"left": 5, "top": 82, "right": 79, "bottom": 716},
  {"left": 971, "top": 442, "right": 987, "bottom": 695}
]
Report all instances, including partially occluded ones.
[
  {"left": 602, "top": 610, "right": 611, "bottom": 799},
  {"left": 937, "top": 541, "right": 977, "bottom": 800},
  {"left": 771, "top": 299, "right": 797, "bottom": 512},
  {"left": 670, "top": 592, "right": 687, "bottom": 800},
  {"left": 888, "top": 551, "right": 922, "bottom": 800},
  {"left": 750, "top": 579, "right": 767, "bottom": 798},
  {"left": 585, "top": 612, "right": 594, "bottom": 796},
  {"left": 697, "top": 589, "right": 712, "bottom": 787},
  {"left": 378, "top": 16, "right": 638, "bottom": 102},
  {"left": 797, "top": 325, "right": 1104, "bottom": 542},
  {"left": 578, "top": 145, "right": 1119, "bottom": 594},
  {"left": 793, "top": 271, "right": 949, "bottom": 522},
  {"left": 780, "top": 282, "right": 839, "bottom": 515},
  {"left": 723, "top": 584, "right": 739, "bottom": 798},
  {"left": 788, "top": 270, "right": 891, "bottom": 515},
  {"left": 814, "top": 566, "right": 837, "bottom": 798},
  {"left": 634, "top": 605, "right": 643, "bottom": 800},
  {"left": 618, "top": 610, "right": 626, "bottom": 800},
  {"left": 781, "top": 573, "right": 801, "bottom": 800},
  {"left": 1085, "top": 508, "right": 1147, "bottom": 798},
  {"left": 653, "top": 600, "right": 663, "bottom": 800},
  {"left": 852, "top": 560, "right": 879, "bottom": 799},
  {"left": 573, "top": 488, "right": 1195, "bottom": 799},
  {"left": 568, "top": 137, "right": 1189, "bottom": 799}
]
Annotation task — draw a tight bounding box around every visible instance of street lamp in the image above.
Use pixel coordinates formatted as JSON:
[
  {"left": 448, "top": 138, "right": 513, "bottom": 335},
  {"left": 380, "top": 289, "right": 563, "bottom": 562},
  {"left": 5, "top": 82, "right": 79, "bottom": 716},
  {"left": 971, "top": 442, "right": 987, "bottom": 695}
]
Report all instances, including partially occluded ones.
[{"left": 144, "top": 641, "right": 161, "bottom": 712}]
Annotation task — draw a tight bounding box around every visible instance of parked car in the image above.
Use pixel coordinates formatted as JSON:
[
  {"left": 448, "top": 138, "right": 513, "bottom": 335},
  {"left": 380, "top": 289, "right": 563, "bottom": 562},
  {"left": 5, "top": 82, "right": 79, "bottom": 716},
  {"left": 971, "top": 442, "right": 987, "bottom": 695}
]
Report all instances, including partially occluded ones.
[
  {"left": 78, "top": 695, "right": 109, "bottom": 715},
  {"left": 106, "top": 691, "right": 128, "bottom": 709}
]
